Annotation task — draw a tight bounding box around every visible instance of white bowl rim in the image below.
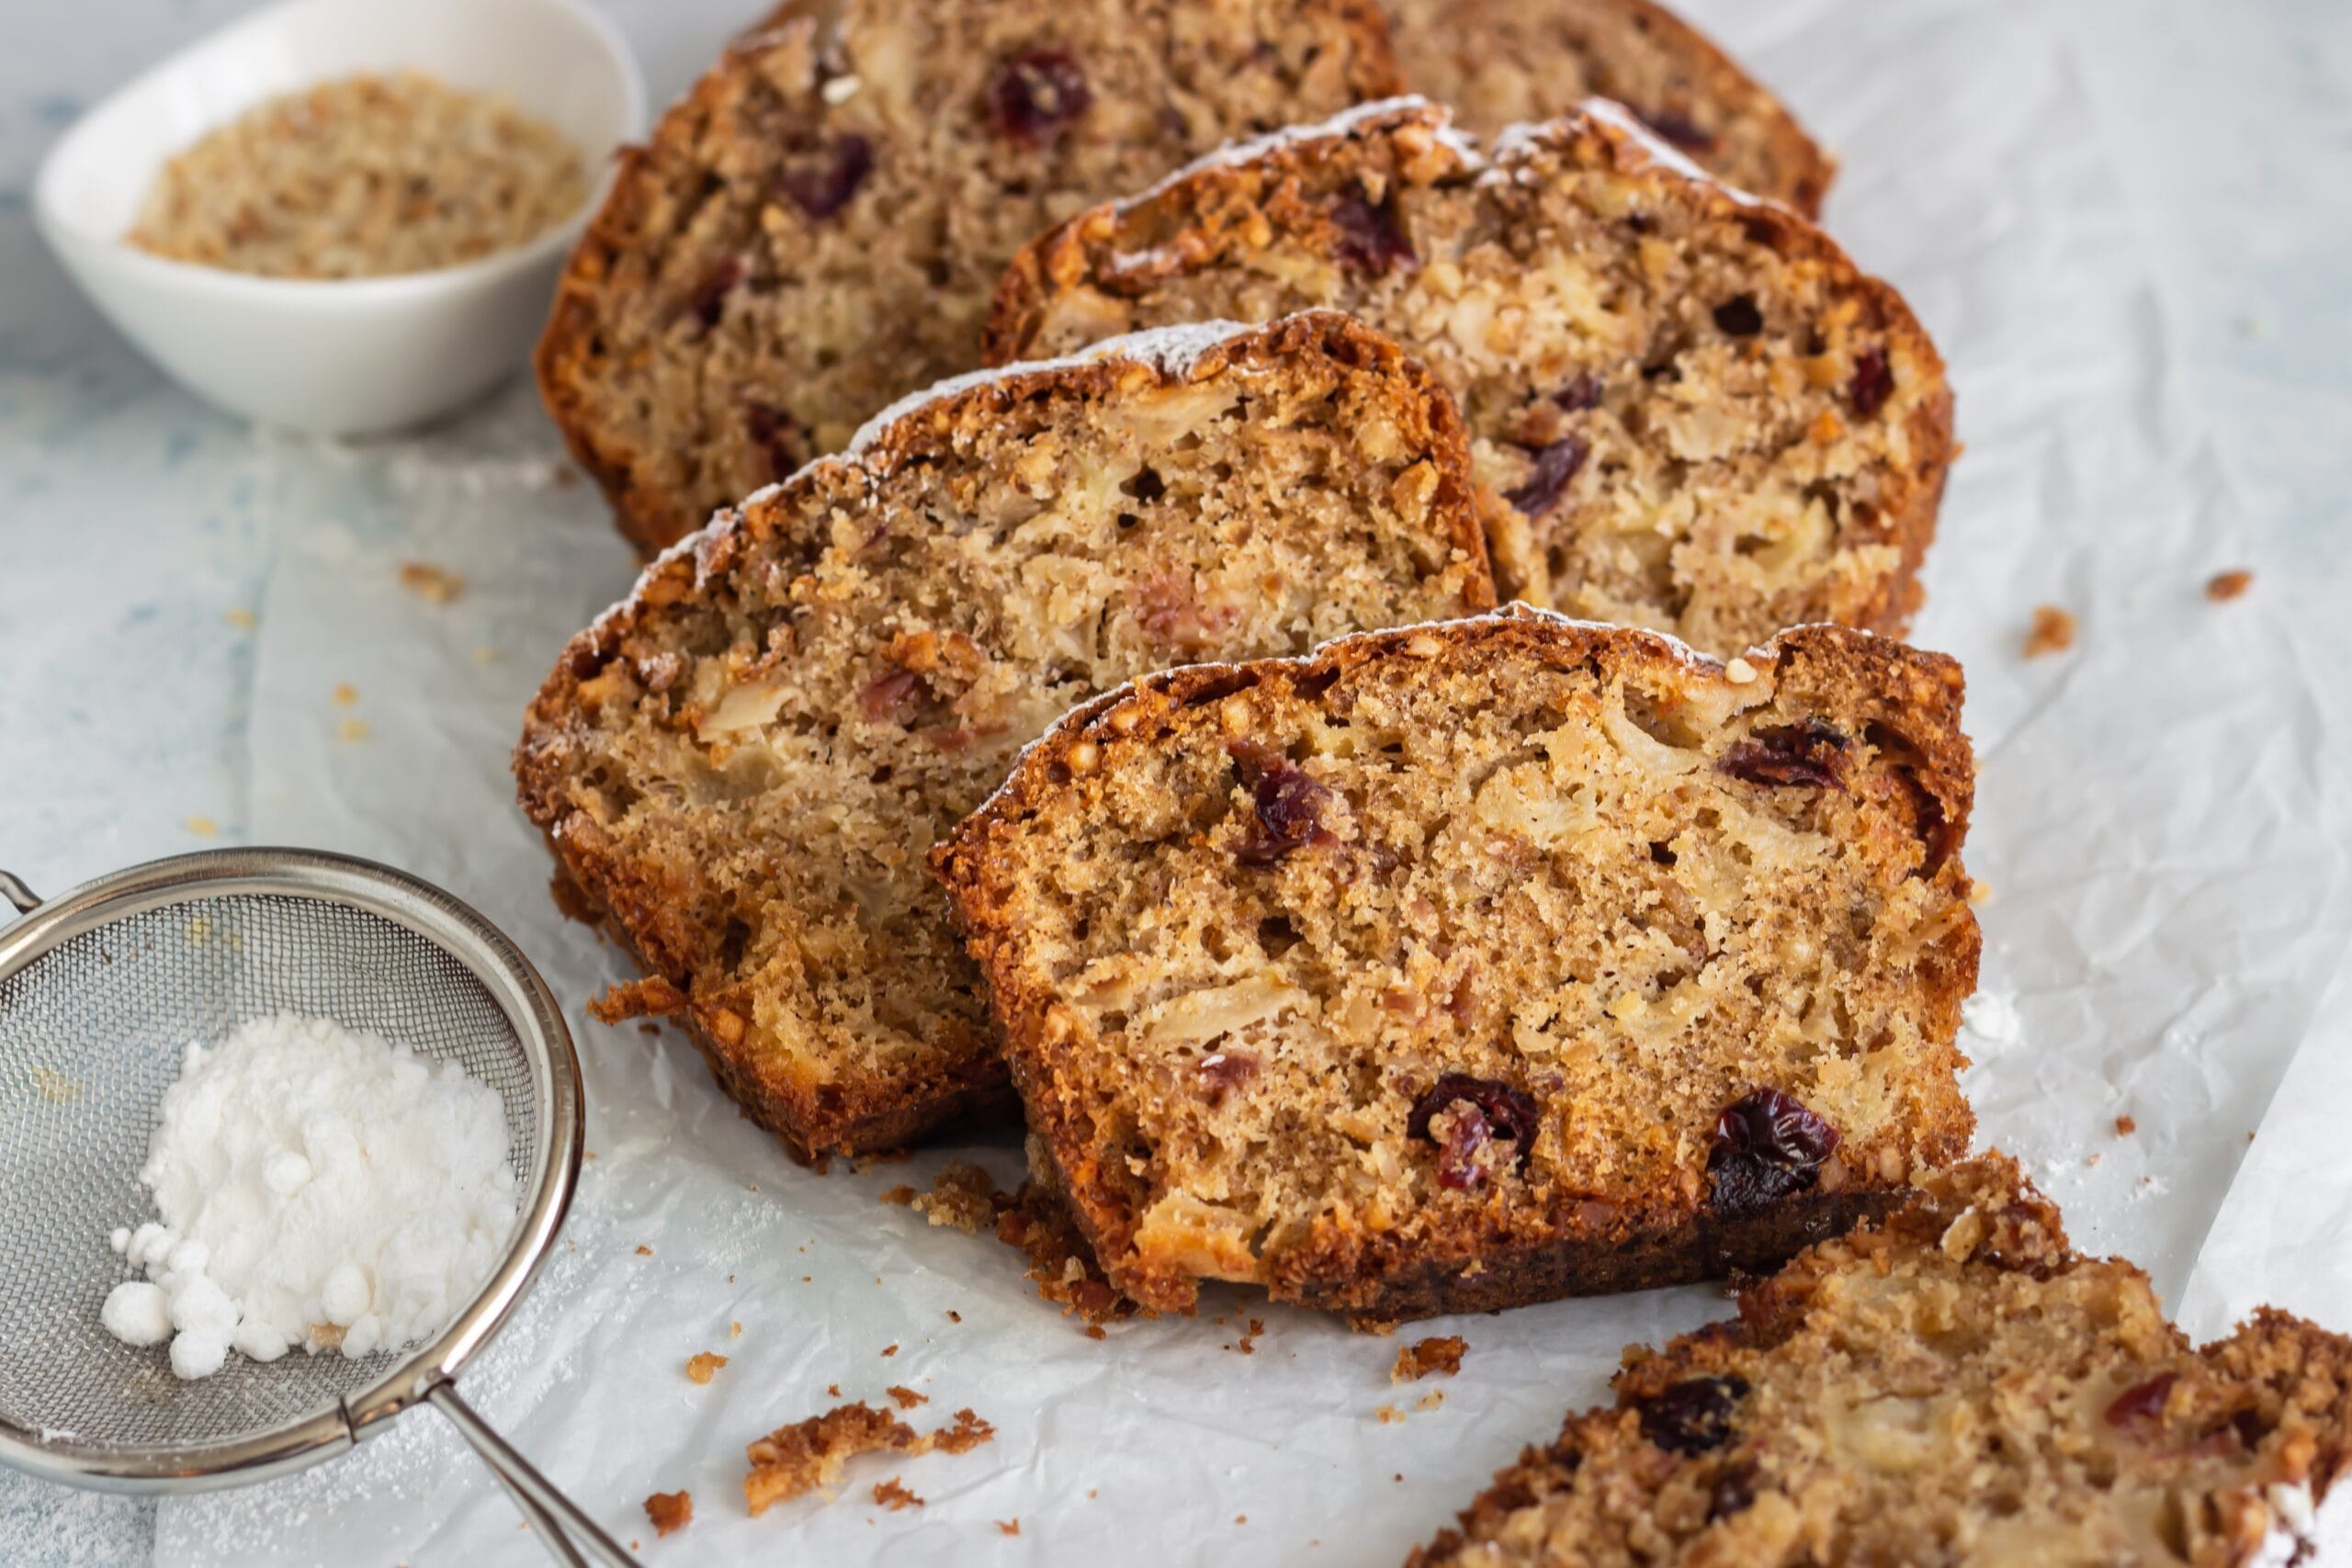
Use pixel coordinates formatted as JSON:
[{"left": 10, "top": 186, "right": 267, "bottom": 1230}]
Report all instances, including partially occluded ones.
[{"left": 30, "top": 0, "right": 647, "bottom": 308}]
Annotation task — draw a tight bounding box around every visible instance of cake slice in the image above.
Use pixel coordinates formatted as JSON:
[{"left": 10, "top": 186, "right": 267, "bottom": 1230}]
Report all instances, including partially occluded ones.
[
  {"left": 1410, "top": 1154, "right": 2352, "bottom": 1567},
  {"left": 515, "top": 312, "right": 1495, "bottom": 1157},
  {"left": 988, "top": 98, "right": 1952, "bottom": 658},
  {"left": 1387, "top": 0, "right": 1834, "bottom": 213},
  {"left": 933, "top": 606, "right": 1979, "bottom": 1321},
  {"left": 537, "top": 0, "right": 1400, "bottom": 553}
]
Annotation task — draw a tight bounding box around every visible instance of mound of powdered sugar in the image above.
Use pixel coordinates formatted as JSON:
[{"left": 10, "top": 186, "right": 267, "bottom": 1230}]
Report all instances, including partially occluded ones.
[{"left": 100, "top": 1010, "right": 520, "bottom": 1380}]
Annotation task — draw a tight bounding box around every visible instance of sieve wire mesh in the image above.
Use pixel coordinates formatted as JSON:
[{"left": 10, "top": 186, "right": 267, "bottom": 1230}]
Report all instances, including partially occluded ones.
[{"left": 0, "top": 889, "right": 541, "bottom": 1455}]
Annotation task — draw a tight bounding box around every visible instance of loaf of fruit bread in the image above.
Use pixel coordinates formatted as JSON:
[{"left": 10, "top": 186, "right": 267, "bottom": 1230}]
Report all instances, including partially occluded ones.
[
  {"left": 537, "top": 0, "right": 1401, "bottom": 554},
  {"left": 1386, "top": 0, "right": 1833, "bottom": 214},
  {"left": 933, "top": 605, "right": 1978, "bottom": 1321},
  {"left": 989, "top": 98, "right": 1951, "bottom": 658},
  {"left": 1409, "top": 1153, "right": 2352, "bottom": 1567},
  {"left": 515, "top": 312, "right": 1495, "bottom": 1157}
]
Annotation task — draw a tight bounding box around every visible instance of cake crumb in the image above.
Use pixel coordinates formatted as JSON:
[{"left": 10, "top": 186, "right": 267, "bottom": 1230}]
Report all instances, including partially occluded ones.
[
  {"left": 337, "top": 717, "right": 370, "bottom": 742},
  {"left": 908, "top": 1162, "right": 1001, "bottom": 1233},
  {"left": 642, "top": 1490, "right": 692, "bottom": 1537},
  {"left": 946, "top": 1311, "right": 962, "bottom": 1323},
  {"left": 1415, "top": 1390, "right": 1445, "bottom": 1411},
  {"left": 742, "top": 1400, "right": 996, "bottom": 1517},
  {"left": 2024, "top": 604, "right": 2076, "bottom": 659},
  {"left": 1230, "top": 1317, "right": 1265, "bottom": 1354},
  {"left": 872, "top": 1479, "right": 922, "bottom": 1511},
  {"left": 399, "top": 561, "right": 466, "bottom": 604},
  {"left": 2114, "top": 1114, "right": 2137, "bottom": 1137},
  {"left": 2205, "top": 569, "right": 2253, "bottom": 602},
  {"left": 636, "top": 1245, "right": 653, "bottom": 1257},
  {"left": 685, "top": 1352, "right": 728, "bottom": 1385},
  {"left": 886, "top": 1385, "right": 927, "bottom": 1410},
  {"left": 732, "top": 1321, "right": 743, "bottom": 1338},
  {"left": 185, "top": 816, "right": 220, "bottom": 837},
  {"left": 828, "top": 1384, "right": 842, "bottom": 1397},
  {"left": 223, "top": 607, "right": 256, "bottom": 630},
  {"left": 997, "top": 1518, "right": 1021, "bottom": 1536},
  {"left": 1375, "top": 1404, "right": 1404, "bottom": 1424},
  {"left": 1393, "top": 1335, "right": 1467, "bottom": 1383},
  {"left": 880, "top": 1184, "right": 917, "bottom": 1207},
  {"left": 1083, "top": 1325, "right": 1107, "bottom": 1341},
  {"left": 880, "top": 1343, "right": 899, "bottom": 1358},
  {"left": 332, "top": 682, "right": 359, "bottom": 706}
]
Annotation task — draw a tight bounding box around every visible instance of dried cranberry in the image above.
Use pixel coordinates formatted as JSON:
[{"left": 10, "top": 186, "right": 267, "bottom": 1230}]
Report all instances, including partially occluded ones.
[
  {"left": 1713, "top": 296, "right": 1764, "bottom": 337},
  {"left": 1503, "top": 436, "right": 1589, "bottom": 520},
  {"left": 1330, "top": 192, "right": 1417, "bottom": 276},
  {"left": 1849, "top": 350, "right": 1895, "bottom": 418},
  {"left": 1638, "top": 108, "right": 1716, "bottom": 153},
  {"left": 1707, "top": 1088, "right": 1838, "bottom": 1214},
  {"left": 989, "top": 49, "right": 1093, "bottom": 148},
  {"left": 744, "top": 401, "right": 800, "bottom": 479},
  {"left": 1707, "top": 1459, "right": 1758, "bottom": 1519},
  {"left": 1227, "top": 742, "right": 1334, "bottom": 865},
  {"left": 1717, "top": 719, "right": 1850, "bottom": 791},
  {"left": 689, "top": 256, "right": 743, "bottom": 331},
  {"left": 1407, "top": 1074, "right": 1540, "bottom": 1190},
  {"left": 1555, "top": 373, "right": 1603, "bottom": 412},
  {"left": 776, "top": 134, "right": 874, "bottom": 220},
  {"left": 1638, "top": 1375, "right": 1748, "bottom": 1455},
  {"left": 1198, "top": 1049, "right": 1259, "bottom": 1104},
  {"left": 858, "top": 668, "right": 926, "bottom": 723},
  {"left": 2104, "top": 1373, "right": 2177, "bottom": 1428}
]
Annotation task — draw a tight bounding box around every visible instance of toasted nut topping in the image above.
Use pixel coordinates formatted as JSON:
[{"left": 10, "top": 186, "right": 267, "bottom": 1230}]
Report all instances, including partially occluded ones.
[
  {"left": 711, "top": 1009, "right": 747, "bottom": 1046},
  {"left": 1724, "top": 657, "right": 1758, "bottom": 684},
  {"left": 1404, "top": 634, "right": 1443, "bottom": 658},
  {"left": 1067, "top": 740, "right": 1101, "bottom": 773}
]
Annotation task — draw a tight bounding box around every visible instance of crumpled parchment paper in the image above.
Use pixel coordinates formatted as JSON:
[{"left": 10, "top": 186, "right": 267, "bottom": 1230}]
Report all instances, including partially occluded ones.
[{"left": 151, "top": 0, "right": 2352, "bottom": 1561}]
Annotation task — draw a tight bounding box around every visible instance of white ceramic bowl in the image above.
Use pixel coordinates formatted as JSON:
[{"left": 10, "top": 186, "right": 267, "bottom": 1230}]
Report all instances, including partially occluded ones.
[{"left": 33, "top": 0, "right": 646, "bottom": 436}]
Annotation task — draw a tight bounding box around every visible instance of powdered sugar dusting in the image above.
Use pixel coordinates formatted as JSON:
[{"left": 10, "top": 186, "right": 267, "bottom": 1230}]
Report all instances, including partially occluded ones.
[{"left": 1121, "top": 96, "right": 1478, "bottom": 214}]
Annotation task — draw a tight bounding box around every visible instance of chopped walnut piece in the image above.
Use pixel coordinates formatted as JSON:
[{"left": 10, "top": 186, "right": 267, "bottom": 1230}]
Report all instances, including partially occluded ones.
[
  {"left": 642, "top": 1489, "right": 692, "bottom": 1537},
  {"left": 685, "top": 1351, "right": 729, "bottom": 1385},
  {"left": 399, "top": 561, "right": 465, "bottom": 604},
  {"left": 2206, "top": 569, "right": 2254, "bottom": 602},
  {"left": 1392, "top": 1335, "right": 1467, "bottom": 1383},
  {"left": 2024, "top": 604, "right": 2076, "bottom": 659}
]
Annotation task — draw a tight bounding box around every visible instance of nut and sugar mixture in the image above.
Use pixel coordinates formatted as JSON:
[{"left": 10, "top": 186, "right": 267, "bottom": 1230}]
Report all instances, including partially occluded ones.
[{"left": 128, "top": 71, "right": 587, "bottom": 278}]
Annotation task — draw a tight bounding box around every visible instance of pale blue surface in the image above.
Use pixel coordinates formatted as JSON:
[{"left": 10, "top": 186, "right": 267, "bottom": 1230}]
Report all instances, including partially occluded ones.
[{"left": 3, "top": 1, "right": 2348, "bottom": 1562}]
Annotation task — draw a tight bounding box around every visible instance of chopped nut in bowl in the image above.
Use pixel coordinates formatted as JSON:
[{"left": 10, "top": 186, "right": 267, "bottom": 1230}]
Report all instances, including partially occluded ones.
[{"left": 32, "top": 0, "right": 645, "bottom": 435}]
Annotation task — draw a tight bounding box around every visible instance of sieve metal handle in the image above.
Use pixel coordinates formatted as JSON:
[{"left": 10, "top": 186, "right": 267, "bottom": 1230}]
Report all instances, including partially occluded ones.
[
  {"left": 424, "top": 1381, "right": 634, "bottom": 1568},
  {"left": 0, "top": 871, "right": 38, "bottom": 916}
]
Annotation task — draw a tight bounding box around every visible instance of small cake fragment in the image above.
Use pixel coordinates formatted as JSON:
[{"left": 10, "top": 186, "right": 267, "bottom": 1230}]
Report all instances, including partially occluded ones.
[
  {"left": 743, "top": 1401, "right": 997, "bottom": 1517},
  {"left": 641, "top": 1490, "right": 692, "bottom": 1538},
  {"left": 1393, "top": 1337, "right": 1468, "bottom": 1383},
  {"left": 2025, "top": 604, "right": 2077, "bottom": 658}
]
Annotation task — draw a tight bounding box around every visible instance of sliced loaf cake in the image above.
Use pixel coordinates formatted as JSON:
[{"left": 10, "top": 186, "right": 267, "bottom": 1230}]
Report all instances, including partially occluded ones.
[
  {"left": 989, "top": 98, "right": 1952, "bottom": 658},
  {"left": 1387, "top": 0, "right": 1833, "bottom": 213},
  {"left": 516, "top": 313, "right": 1495, "bottom": 1156},
  {"left": 1411, "top": 1154, "right": 2352, "bottom": 1567},
  {"left": 537, "top": 0, "right": 1401, "bottom": 553},
  {"left": 933, "top": 606, "right": 1979, "bottom": 1321}
]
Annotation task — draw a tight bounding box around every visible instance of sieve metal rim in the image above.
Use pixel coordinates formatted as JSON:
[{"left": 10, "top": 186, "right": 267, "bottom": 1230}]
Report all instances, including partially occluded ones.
[{"left": 0, "top": 847, "right": 583, "bottom": 1495}]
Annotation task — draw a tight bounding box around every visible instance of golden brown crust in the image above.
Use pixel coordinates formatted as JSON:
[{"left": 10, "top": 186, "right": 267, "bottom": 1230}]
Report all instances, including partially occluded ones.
[
  {"left": 1385, "top": 0, "right": 1835, "bottom": 214},
  {"left": 535, "top": 0, "right": 1403, "bottom": 554},
  {"left": 1411, "top": 1155, "right": 2352, "bottom": 1568},
  {"left": 519, "top": 312, "right": 1496, "bottom": 1157},
  {"left": 936, "top": 606, "right": 1978, "bottom": 1320},
  {"left": 988, "top": 100, "right": 1952, "bottom": 656}
]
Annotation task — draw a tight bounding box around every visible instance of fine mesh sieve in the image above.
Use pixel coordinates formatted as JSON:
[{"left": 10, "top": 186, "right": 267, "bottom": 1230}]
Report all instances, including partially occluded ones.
[{"left": 0, "top": 850, "right": 628, "bottom": 1567}]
